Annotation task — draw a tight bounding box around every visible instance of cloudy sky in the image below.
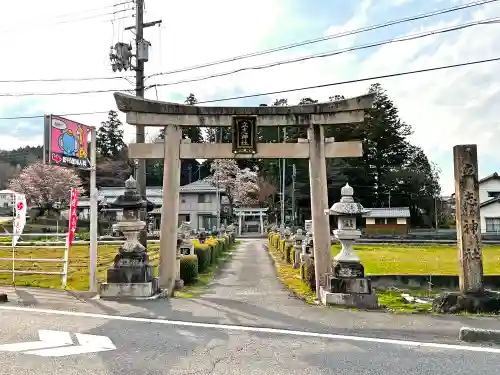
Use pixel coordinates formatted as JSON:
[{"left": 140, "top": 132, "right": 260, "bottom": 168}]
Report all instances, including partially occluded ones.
[{"left": 0, "top": 0, "right": 499, "bottom": 194}]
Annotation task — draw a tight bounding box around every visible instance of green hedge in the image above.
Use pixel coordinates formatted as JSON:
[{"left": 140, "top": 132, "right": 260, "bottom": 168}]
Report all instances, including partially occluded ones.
[
  {"left": 180, "top": 233, "right": 236, "bottom": 284},
  {"left": 180, "top": 255, "right": 199, "bottom": 284}
]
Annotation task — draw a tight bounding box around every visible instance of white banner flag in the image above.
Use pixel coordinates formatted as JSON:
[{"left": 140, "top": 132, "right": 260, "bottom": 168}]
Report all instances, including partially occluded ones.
[{"left": 12, "top": 194, "right": 27, "bottom": 247}]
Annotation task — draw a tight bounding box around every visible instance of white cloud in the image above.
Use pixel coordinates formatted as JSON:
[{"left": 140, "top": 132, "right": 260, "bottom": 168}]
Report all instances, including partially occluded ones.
[{"left": 1, "top": 0, "right": 500, "bottom": 195}]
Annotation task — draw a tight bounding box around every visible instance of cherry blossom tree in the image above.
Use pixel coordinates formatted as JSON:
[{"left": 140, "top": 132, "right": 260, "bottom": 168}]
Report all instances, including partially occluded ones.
[
  {"left": 8, "top": 161, "right": 83, "bottom": 214},
  {"left": 208, "top": 159, "right": 260, "bottom": 207},
  {"left": 235, "top": 167, "right": 259, "bottom": 206}
]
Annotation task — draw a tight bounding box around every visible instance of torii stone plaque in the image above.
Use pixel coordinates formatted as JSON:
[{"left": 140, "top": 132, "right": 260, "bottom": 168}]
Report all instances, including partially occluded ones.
[{"left": 113, "top": 92, "right": 373, "bottom": 298}]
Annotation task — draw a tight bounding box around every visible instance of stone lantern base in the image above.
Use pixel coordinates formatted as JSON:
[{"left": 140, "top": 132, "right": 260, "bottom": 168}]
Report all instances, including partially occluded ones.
[
  {"left": 99, "top": 249, "right": 163, "bottom": 300},
  {"left": 320, "top": 261, "right": 378, "bottom": 309}
]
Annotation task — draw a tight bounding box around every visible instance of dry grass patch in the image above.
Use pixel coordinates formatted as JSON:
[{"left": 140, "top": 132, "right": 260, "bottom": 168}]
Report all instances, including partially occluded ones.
[{"left": 0, "top": 244, "right": 160, "bottom": 290}]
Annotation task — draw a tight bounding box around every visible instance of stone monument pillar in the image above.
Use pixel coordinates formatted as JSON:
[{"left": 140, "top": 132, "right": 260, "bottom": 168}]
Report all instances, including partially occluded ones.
[
  {"left": 432, "top": 145, "right": 500, "bottom": 313},
  {"left": 320, "top": 183, "right": 378, "bottom": 309},
  {"left": 100, "top": 176, "right": 161, "bottom": 299},
  {"left": 453, "top": 145, "right": 483, "bottom": 293}
]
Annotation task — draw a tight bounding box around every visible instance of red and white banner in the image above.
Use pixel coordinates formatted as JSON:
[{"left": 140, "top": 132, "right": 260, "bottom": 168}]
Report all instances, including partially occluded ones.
[
  {"left": 67, "top": 189, "right": 79, "bottom": 247},
  {"left": 12, "top": 194, "right": 27, "bottom": 247}
]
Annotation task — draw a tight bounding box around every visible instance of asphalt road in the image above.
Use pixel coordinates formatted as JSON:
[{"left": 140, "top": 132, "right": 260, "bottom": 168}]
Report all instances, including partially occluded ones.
[
  {"left": 1, "top": 239, "right": 500, "bottom": 374},
  {"left": 1, "top": 308, "right": 500, "bottom": 375}
]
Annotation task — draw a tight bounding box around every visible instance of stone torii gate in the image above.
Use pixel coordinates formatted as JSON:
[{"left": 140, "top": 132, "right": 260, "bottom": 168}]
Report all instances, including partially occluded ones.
[{"left": 113, "top": 92, "right": 373, "bottom": 297}]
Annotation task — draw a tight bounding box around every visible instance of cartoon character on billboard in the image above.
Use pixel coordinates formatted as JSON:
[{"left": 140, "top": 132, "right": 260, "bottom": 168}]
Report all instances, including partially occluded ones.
[{"left": 51, "top": 118, "right": 88, "bottom": 158}]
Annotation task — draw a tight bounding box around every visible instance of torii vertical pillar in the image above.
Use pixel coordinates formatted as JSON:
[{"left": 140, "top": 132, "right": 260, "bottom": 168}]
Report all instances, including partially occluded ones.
[
  {"left": 308, "top": 123, "right": 331, "bottom": 296},
  {"left": 158, "top": 124, "right": 182, "bottom": 294}
]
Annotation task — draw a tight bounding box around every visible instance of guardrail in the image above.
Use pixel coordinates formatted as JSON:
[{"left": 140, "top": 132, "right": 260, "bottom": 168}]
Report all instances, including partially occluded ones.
[{"left": 0, "top": 233, "right": 70, "bottom": 288}]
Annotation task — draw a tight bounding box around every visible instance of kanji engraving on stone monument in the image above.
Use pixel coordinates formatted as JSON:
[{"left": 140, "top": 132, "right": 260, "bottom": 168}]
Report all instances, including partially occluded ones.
[{"left": 453, "top": 144, "right": 484, "bottom": 293}]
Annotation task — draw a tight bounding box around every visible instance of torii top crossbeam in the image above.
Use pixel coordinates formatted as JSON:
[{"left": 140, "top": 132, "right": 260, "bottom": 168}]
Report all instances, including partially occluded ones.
[{"left": 114, "top": 92, "right": 374, "bottom": 127}]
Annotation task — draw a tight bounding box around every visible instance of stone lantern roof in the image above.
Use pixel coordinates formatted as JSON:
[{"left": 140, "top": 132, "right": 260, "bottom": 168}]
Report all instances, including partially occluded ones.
[
  {"left": 110, "top": 176, "right": 148, "bottom": 210},
  {"left": 326, "top": 183, "right": 370, "bottom": 216}
]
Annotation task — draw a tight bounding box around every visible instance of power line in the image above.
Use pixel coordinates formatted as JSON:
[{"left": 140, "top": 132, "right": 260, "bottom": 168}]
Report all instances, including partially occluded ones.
[
  {"left": 196, "top": 56, "right": 500, "bottom": 103},
  {"left": 0, "top": 111, "right": 110, "bottom": 121},
  {"left": 147, "top": 0, "right": 498, "bottom": 79},
  {"left": 150, "top": 18, "right": 500, "bottom": 90},
  {"left": 35, "top": 1, "right": 134, "bottom": 20},
  {"left": 0, "top": 75, "right": 134, "bottom": 84},
  {"left": 1, "top": 0, "right": 493, "bottom": 86},
  {"left": 0, "top": 87, "right": 134, "bottom": 98},
  {"left": 0, "top": 9, "right": 134, "bottom": 33},
  {"left": 0, "top": 55, "right": 499, "bottom": 109}
]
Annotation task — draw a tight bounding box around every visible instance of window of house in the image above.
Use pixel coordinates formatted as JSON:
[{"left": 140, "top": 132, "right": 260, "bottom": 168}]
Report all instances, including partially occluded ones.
[
  {"left": 487, "top": 191, "right": 500, "bottom": 198},
  {"left": 485, "top": 218, "right": 500, "bottom": 233},
  {"left": 375, "top": 218, "right": 385, "bottom": 225},
  {"left": 386, "top": 217, "right": 397, "bottom": 224},
  {"left": 198, "top": 194, "right": 212, "bottom": 203}
]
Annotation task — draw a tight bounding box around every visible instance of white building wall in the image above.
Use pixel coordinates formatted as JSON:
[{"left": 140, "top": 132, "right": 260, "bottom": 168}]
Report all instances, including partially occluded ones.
[
  {"left": 480, "top": 203, "right": 500, "bottom": 234},
  {"left": 179, "top": 192, "right": 219, "bottom": 230},
  {"left": 479, "top": 179, "right": 500, "bottom": 203}
]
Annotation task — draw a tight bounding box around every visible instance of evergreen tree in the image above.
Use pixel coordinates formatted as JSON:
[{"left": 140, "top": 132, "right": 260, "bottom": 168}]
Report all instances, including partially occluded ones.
[
  {"left": 96, "top": 110, "right": 126, "bottom": 159},
  {"left": 155, "top": 94, "right": 207, "bottom": 185}
]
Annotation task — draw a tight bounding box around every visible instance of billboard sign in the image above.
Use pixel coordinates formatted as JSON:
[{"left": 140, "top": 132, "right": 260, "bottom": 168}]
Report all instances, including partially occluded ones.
[{"left": 44, "top": 115, "right": 91, "bottom": 169}]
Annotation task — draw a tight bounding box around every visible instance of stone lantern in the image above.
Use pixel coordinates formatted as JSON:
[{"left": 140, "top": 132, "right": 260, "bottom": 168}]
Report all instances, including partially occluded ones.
[
  {"left": 321, "top": 183, "right": 378, "bottom": 309},
  {"left": 100, "top": 176, "right": 160, "bottom": 299}
]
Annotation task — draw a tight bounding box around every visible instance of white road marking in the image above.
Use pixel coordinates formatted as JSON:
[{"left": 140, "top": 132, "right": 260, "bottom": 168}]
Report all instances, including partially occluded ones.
[
  {"left": 0, "top": 330, "right": 72, "bottom": 352},
  {"left": 0, "top": 329, "right": 116, "bottom": 357},
  {"left": 25, "top": 333, "right": 116, "bottom": 357},
  {"left": 0, "top": 305, "right": 499, "bottom": 354}
]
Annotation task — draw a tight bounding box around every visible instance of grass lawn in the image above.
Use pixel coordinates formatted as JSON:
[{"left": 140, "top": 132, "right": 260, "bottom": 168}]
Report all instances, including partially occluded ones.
[
  {"left": 268, "top": 241, "right": 500, "bottom": 313},
  {"left": 331, "top": 244, "right": 500, "bottom": 275},
  {"left": 175, "top": 240, "right": 241, "bottom": 298},
  {"left": 0, "top": 244, "right": 160, "bottom": 290}
]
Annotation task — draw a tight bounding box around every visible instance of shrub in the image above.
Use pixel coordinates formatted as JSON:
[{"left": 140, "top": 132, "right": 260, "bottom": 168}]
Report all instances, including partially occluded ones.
[
  {"left": 194, "top": 245, "right": 211, "bottom": 272},
  {"left": 180, "top": 255, "right": 199, "bottom": 284},
  {"left": 303, "top": 257, "right": 316, "bottom": 291}
]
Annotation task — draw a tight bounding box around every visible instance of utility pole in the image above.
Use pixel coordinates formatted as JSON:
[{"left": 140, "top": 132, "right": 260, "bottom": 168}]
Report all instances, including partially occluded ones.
[
  {"left": 215, "top": 127, "right": 222, "bottom": 228},
  {"left": 280, "top": 127, "right": 287, "bottom": 227},
  {"left": 434, "top": 195, "right": 439, "bottom": 233},
  {"left": 110, "top": 0, "right": 161, "bottom": 247},
  {"left": 188, "top": 164, "right": 192, "bottom": 184}
]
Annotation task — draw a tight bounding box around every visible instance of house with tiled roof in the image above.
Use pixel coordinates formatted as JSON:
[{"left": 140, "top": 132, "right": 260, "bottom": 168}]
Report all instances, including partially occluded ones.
[
  {"left": 78, "top": 179, "right": 228, "bottom": 230},
  {"left": 479, "top": 172, "right": 500, "bottom": 233}
]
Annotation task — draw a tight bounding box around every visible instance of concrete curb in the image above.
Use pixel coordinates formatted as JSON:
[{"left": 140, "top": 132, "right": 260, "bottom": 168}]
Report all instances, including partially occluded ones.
[{"left": 459, "top": 326, "right": 500, "bottom": 344}]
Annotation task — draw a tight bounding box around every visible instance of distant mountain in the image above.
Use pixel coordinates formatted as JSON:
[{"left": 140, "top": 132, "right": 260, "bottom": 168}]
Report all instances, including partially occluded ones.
[{"left": 0, "top": 145, "right": 43, "bottom": 168}]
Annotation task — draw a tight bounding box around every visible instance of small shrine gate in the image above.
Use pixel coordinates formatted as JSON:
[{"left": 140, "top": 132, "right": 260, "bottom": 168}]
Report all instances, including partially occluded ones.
[{"left": 114, "top": 92, "right": 373, "bottom": 296}]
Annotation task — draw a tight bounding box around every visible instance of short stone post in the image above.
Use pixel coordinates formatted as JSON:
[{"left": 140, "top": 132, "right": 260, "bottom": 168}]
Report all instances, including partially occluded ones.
[
  {"left": 300, "top": 231, "right": 314, "bottom": 262},
  {"left": 320, "top": 183, "right": 378, "bottom": 308},
  {"left": 279, "top": 225, "right": 286, "bottom": 240},
  {"left": 293, "top": 228, "right": 304, "bottom": 268},
  {"left": 198, "top": 228, "right": 207, "bottom": 244},
  {"left": 174, "top": 235, "right": 184, "bottom": 290},
  {"left": 100, "top": 176, "right": 160, "bottom": 299}
]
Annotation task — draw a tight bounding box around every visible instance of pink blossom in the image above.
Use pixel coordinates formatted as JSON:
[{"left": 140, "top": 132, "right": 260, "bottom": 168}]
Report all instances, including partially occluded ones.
[
  {"left": 8, "top": 161, "right": 83, "bottom": 207},
  {"left": 207, "top": 160, "right": 260, "bottom": 207}
]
